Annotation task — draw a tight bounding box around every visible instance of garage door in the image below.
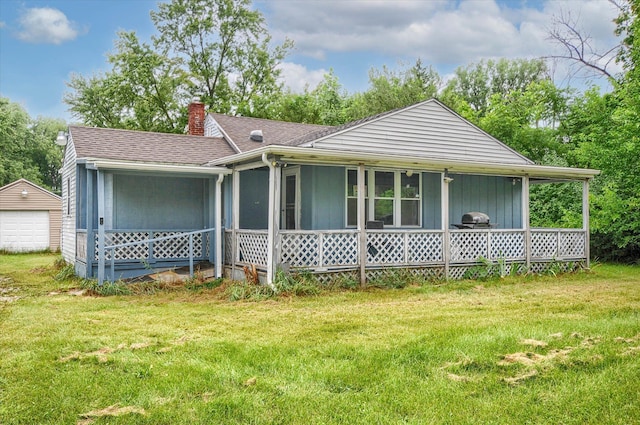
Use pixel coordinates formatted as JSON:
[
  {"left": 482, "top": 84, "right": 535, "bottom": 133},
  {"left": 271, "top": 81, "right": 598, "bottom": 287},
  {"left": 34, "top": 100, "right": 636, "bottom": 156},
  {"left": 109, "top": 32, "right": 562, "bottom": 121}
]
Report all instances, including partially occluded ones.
[{"left": 0, "top": 211, "right": 50, "bottom": 252}]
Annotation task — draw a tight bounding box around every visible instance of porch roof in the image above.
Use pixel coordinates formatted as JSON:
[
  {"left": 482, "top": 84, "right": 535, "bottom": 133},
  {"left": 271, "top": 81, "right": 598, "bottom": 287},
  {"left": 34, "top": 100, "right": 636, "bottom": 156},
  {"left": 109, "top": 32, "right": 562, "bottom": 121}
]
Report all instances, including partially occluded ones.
[
  {"left": 69, "top": 125, "right": 236, "bottom": 166},
  {"left": 208, "top": 145, "right": 600, "bottom": 180},
  {"left": 80, "top": 158, "right": 231, "bottom": 176}
]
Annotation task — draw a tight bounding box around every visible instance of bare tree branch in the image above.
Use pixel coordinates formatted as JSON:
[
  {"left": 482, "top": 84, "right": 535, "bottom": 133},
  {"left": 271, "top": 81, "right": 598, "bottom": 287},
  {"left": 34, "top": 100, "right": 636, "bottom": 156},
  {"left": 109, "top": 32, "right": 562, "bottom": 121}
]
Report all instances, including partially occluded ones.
[{"left": 544, "top": 8, "right": 622, "bottom": 81}]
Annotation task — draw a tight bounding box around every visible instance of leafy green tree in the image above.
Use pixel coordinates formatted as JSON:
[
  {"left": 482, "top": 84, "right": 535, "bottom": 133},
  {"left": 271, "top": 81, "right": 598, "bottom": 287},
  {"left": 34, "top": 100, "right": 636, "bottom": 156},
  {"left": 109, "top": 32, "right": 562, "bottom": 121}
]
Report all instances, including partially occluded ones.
[
  {"left": 558, "top": 0, "right": 640, "bottom": 263},
  {"left": 0, "top": 97, "right": 64, "bottom": 192},
  {"left": 478, "top": 80, "right": 570, "bottom": 162},
  {"left": 151, "top": 0, "right": 292, "bottom": 116},
  {"left": 260, "top": 70, "right": 349, "bottom": 125},
  {"left": 66, "top": 0, "right": 292, "bottom": 130},
  {"left": 346, "top": 60, "right": 441, "bottom": 121},
  {"left": 66, "top": 31, "right": 187, "bottom": 133},
  {"left": 441, "top": 58, "right": 548, "bottom": 118}
]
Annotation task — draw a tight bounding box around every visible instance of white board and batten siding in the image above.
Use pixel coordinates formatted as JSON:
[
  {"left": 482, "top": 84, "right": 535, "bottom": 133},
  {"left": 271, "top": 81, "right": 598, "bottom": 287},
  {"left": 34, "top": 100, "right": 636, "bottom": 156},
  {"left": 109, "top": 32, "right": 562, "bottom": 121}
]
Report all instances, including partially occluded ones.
[
  {"left": 0, "top": 178, "right": 61, "bottom": 252},
  {"left": 60, "top": 134, "right": 77, "bottom": 263},
  {"left": 311, "top": 100, "right": 533, "bottom": 166}
]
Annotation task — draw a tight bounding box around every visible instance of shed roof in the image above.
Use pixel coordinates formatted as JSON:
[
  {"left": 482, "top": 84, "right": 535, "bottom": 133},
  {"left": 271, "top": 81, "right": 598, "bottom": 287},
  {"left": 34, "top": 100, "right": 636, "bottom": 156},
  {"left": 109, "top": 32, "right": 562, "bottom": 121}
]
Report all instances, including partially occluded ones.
[{"left": 69, "top": 125, "right": 236, "bottom": 166}]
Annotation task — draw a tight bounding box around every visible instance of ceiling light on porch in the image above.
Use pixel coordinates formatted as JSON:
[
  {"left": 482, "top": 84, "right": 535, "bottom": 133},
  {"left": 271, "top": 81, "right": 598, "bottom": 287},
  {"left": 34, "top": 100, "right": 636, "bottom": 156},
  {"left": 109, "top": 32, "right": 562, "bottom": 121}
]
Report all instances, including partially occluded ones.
[
  {"left": 406, "top": 170, "right": 413, "bottom": 177},
  {"left": 271, "top": 160, "right": 287, "bottom": 168}
]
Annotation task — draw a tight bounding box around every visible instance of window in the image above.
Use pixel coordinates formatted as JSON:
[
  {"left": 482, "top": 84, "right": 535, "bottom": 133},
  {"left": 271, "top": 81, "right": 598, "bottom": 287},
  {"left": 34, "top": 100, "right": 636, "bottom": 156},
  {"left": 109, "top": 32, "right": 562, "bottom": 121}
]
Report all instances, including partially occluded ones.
[{"left": 346, "top": 169, "right": 421, "bottom": 227}]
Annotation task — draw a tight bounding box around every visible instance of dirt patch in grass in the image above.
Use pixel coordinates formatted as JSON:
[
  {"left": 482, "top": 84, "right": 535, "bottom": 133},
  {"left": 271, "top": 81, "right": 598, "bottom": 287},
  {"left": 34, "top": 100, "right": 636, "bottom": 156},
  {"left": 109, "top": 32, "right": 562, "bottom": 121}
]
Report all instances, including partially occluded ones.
[
  {"left": 446, "top": 373, "right": 474, "bottom": 382},
  {"left": 60, "top": 342, "right": 154, "bottom": 363},
  {"left": 503, "top": 369, "right": 538, "bottom": 385},
  {"left": 78, "top": 404, "right": 146, "bottom": 424},
  {"left": 520, "top": 338, "right": 548, "bottom": 347}
]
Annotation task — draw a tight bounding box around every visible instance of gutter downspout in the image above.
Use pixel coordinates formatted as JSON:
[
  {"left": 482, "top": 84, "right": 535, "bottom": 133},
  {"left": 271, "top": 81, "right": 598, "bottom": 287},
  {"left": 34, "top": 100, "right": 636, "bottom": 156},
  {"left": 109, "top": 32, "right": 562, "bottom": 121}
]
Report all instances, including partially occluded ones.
[
  {"left": 262, "top": 153, "right": 278, "bottom": 286},
  {"left": 215, "top": 173, "right": 224, "bottom": 278}
]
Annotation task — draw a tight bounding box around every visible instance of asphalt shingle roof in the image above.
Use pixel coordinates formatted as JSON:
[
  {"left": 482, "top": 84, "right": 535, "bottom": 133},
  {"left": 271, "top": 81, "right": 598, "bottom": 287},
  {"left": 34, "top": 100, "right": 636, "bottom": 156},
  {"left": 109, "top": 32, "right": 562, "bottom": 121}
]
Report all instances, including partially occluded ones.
[
  {"left": 208, "top": 113, "right": 330, "bottom": 152},
  {"left": 69, "top": 125, "right": 236, "bottom": 166}
]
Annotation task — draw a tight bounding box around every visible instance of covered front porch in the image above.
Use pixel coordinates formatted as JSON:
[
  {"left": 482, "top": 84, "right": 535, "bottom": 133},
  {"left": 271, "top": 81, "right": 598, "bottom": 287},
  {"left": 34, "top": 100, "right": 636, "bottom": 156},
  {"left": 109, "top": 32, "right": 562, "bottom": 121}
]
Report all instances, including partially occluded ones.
[
  {"left": 220, "top": 147, "right": 595, "bottom": 284},
  {"left": 225, "top": 227, "right": 587, "bottom": 282}
]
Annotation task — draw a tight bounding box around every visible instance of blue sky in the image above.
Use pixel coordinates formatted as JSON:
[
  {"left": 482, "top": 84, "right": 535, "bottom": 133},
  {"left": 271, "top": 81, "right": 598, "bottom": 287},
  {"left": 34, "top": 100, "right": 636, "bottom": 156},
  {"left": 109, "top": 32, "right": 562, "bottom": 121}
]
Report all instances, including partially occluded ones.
[{"left": 0, "top": 0, "right": 621, "bottom": 122}]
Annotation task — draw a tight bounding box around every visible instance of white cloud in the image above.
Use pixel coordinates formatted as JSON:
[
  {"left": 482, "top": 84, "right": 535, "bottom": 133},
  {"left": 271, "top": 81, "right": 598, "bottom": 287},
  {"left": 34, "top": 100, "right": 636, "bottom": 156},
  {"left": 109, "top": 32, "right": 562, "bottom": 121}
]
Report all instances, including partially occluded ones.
[
  {"left": 0, "top": 21, "right": 6, "bottom": 29},
  {"left": 17, "top": 7, "right": 79, "bottom": 44},
  {"left": 277, "top": 62, "right": 328, "bottom": 93},
  {"left": 264, "top": 0, "right": 620, "bottom": 73}
]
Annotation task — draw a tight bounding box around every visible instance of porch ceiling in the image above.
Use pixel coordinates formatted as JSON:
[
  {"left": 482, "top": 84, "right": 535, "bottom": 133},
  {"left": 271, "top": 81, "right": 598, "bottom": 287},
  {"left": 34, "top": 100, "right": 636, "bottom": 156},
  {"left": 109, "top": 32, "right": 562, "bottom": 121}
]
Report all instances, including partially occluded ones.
[{"left": 208, "top": 146, "right": 599, "bottom": 180}]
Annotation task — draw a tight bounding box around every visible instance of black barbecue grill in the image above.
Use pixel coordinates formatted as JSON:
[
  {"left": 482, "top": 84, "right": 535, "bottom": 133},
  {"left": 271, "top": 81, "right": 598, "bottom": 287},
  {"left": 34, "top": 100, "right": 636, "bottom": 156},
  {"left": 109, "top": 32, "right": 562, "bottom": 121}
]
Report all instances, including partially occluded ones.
[{"left": 453, "top": 212, "right": 495, "bottom": 229}]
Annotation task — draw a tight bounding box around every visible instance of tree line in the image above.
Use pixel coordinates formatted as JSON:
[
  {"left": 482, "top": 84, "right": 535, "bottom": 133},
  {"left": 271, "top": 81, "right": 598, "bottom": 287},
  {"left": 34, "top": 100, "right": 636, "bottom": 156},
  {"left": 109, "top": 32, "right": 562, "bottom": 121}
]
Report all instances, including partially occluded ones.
[{"left": 1, "top": 0, "right": 638, "bottom": 263}]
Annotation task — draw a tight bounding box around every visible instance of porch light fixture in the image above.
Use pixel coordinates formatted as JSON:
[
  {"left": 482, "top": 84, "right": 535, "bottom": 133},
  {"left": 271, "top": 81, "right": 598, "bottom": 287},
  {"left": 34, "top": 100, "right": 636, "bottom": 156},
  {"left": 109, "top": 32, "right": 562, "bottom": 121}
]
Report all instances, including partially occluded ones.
[
  {"left": 272, "top": 160, "right": 287, "bottom": 168},
  {"left": 21, "top": 189, "right": 28, "bottom": 198},
  {"left": 443, "top": 168, "right": 453, "bottom": 183},
  {"left": 406, "top": 170, "right": 413, "bottom": 177}
]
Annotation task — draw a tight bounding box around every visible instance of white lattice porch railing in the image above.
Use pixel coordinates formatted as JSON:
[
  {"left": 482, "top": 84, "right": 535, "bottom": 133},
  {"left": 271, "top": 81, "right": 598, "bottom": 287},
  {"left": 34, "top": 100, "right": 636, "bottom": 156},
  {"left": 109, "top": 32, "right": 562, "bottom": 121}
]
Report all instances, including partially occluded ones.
[
  {"left": 280, "top": 230, "right": 359, "bottom": 269},
  {"left": 531, "top": 229, "right": 586, "bottom": 259},
  {"left": 235, "top": 230, "right": 269, "bottom": 268},
  {"left": 224, "top": 227, "right": 587, "bottom": 273},
  {"left": 366, "top": 230, "right": 444, "bottom": 266},
  {"left": 93, "top": 230, "right": 210, "bottom": 261},
  {"left": 450, "top": 229, "right": 526, "bottom": 263}
]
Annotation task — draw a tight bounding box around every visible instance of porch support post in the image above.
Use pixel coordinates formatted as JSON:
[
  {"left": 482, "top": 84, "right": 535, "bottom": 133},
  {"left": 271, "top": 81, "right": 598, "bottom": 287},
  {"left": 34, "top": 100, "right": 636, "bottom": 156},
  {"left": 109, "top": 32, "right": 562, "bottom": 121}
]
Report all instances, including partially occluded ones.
[
  {"left": 86, "top": 169, "right": 94, "bottom": 273},
  {"left": 208, "top": 177, "right": 215, "bottom": 265},
  {"left": 442, "top": 171, "right": 451, "bottom": 279},
  {"left": 358, "top": 163, "right": 366, "bottom": 286},
  {"left": 582, "top": 179, "right": 590, "bottom": 269},
  {"left": 215, "top": 174, "right": 224, "bottom": 278},
  {"left": 523, "top": 175, "right": 531, "bottom": 270},
  {"left": 232, "top": 168, "right": 240, "bottom": 278},
  {"left": 97, "top": 169, "right": 105, "bottom": 285},
  {"left": 262, "top": 153, "right": 280, "bottom": 285}
]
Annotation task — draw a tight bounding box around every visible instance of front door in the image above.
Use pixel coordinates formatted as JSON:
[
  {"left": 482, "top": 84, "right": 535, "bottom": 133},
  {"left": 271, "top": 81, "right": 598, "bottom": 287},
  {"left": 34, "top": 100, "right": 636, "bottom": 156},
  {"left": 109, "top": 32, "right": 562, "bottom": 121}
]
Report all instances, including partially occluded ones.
[{"left": 282, "top": 167, "right": 300, "bottom": 229}]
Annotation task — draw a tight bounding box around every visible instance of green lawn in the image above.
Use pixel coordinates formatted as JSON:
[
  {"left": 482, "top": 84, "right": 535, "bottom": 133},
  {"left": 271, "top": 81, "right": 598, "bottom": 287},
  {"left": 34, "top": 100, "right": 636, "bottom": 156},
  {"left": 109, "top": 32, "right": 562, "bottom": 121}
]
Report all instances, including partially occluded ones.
[{"left": 1, "top": 253, "right": 639, "bottom": 424}]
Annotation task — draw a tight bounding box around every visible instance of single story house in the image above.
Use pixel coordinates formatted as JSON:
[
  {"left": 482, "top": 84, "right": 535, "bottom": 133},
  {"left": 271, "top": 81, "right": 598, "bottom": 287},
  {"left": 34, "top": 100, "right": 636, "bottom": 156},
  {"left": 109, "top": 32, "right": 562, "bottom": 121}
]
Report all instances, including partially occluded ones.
[
  {"left": 0, "top": 178, "right": 62, "bottom": 252},
  {"left": 59, "top": 99, "right": 599, "bottom": 285}
]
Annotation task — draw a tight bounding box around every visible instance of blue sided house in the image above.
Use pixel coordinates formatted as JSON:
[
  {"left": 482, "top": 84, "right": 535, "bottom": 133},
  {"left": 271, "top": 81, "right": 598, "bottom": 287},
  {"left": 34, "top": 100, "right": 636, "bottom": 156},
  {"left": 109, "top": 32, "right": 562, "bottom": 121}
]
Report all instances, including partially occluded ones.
[{"left": 59, "top": 99, "right": 599, "bottom": 285}]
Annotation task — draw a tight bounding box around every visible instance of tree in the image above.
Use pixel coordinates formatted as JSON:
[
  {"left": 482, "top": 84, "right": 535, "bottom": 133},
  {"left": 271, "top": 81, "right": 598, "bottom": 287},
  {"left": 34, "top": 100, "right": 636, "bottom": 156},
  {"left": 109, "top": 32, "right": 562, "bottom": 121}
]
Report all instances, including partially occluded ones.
[
  {"left": 151, "top": 0, "right": 292, "bottom": 115},
  {"left": 441, "top": 58, "right": 549, "bottom": 118},
  {"left": 66, "top": 0, "right": 292, "bottom": 130},
  {"left": 66, "top": 31, "right": 187, "bottom": 133},
  {"left": 478, "top": 80, "right": 570, "bottom": 162},
  {"left": 0, "top": 97, "right": 64, "bottom": 192},
  {"left": 558, "top": 0, "right": 640, "bottom": 263},
  {"left": 346, "top": 60, "right": 441, "bottom": 121}
]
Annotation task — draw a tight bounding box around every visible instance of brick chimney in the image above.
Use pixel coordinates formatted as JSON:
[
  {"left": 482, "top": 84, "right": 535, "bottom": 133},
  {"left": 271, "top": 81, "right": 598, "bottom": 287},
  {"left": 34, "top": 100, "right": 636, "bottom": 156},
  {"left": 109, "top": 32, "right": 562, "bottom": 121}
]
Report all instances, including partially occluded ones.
[{"left": 188, "top": 100, "right": 205, "bottom": 136}]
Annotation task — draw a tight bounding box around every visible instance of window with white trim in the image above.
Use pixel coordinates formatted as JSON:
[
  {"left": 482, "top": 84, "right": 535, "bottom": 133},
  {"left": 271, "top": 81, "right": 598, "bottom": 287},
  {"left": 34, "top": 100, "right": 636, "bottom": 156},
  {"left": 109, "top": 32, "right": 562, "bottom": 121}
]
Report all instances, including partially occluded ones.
[{"left": 346, "top": 169, "right": 421, "bottom": 227}]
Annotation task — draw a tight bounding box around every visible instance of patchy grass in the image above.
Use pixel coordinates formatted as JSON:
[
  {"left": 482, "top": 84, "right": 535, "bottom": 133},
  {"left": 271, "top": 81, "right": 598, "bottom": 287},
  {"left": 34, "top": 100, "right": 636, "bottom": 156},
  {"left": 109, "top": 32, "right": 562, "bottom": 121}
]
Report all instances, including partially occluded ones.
[{"left": 0, "top": 253, "right": 639, "bottom": 424}]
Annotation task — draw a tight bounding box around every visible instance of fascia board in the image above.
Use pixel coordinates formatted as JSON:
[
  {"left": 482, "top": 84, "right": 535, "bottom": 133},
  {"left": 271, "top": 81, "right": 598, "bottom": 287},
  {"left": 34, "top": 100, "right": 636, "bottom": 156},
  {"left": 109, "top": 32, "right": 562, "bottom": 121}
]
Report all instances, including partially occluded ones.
[
  {"left": 84, "top": 158, "right": 232, "bottom": 175},
  {"left": 208, "top": 146, "right": 599, "bottom": 180}
]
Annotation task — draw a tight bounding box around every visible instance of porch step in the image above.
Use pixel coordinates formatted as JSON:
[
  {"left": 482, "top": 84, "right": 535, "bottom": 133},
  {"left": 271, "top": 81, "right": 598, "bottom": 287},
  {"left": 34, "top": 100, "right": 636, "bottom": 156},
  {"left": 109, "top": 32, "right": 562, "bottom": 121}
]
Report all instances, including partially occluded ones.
[{"left": 129, "top": 262, "right": 215, "bottom": 284}]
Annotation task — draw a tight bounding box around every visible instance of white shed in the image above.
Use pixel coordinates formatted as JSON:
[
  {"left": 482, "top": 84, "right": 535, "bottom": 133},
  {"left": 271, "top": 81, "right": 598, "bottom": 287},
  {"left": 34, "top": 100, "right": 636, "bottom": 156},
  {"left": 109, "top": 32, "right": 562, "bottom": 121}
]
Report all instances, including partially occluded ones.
[{"left": 0, "top": 179, "right": 62, "bottom": 252}]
